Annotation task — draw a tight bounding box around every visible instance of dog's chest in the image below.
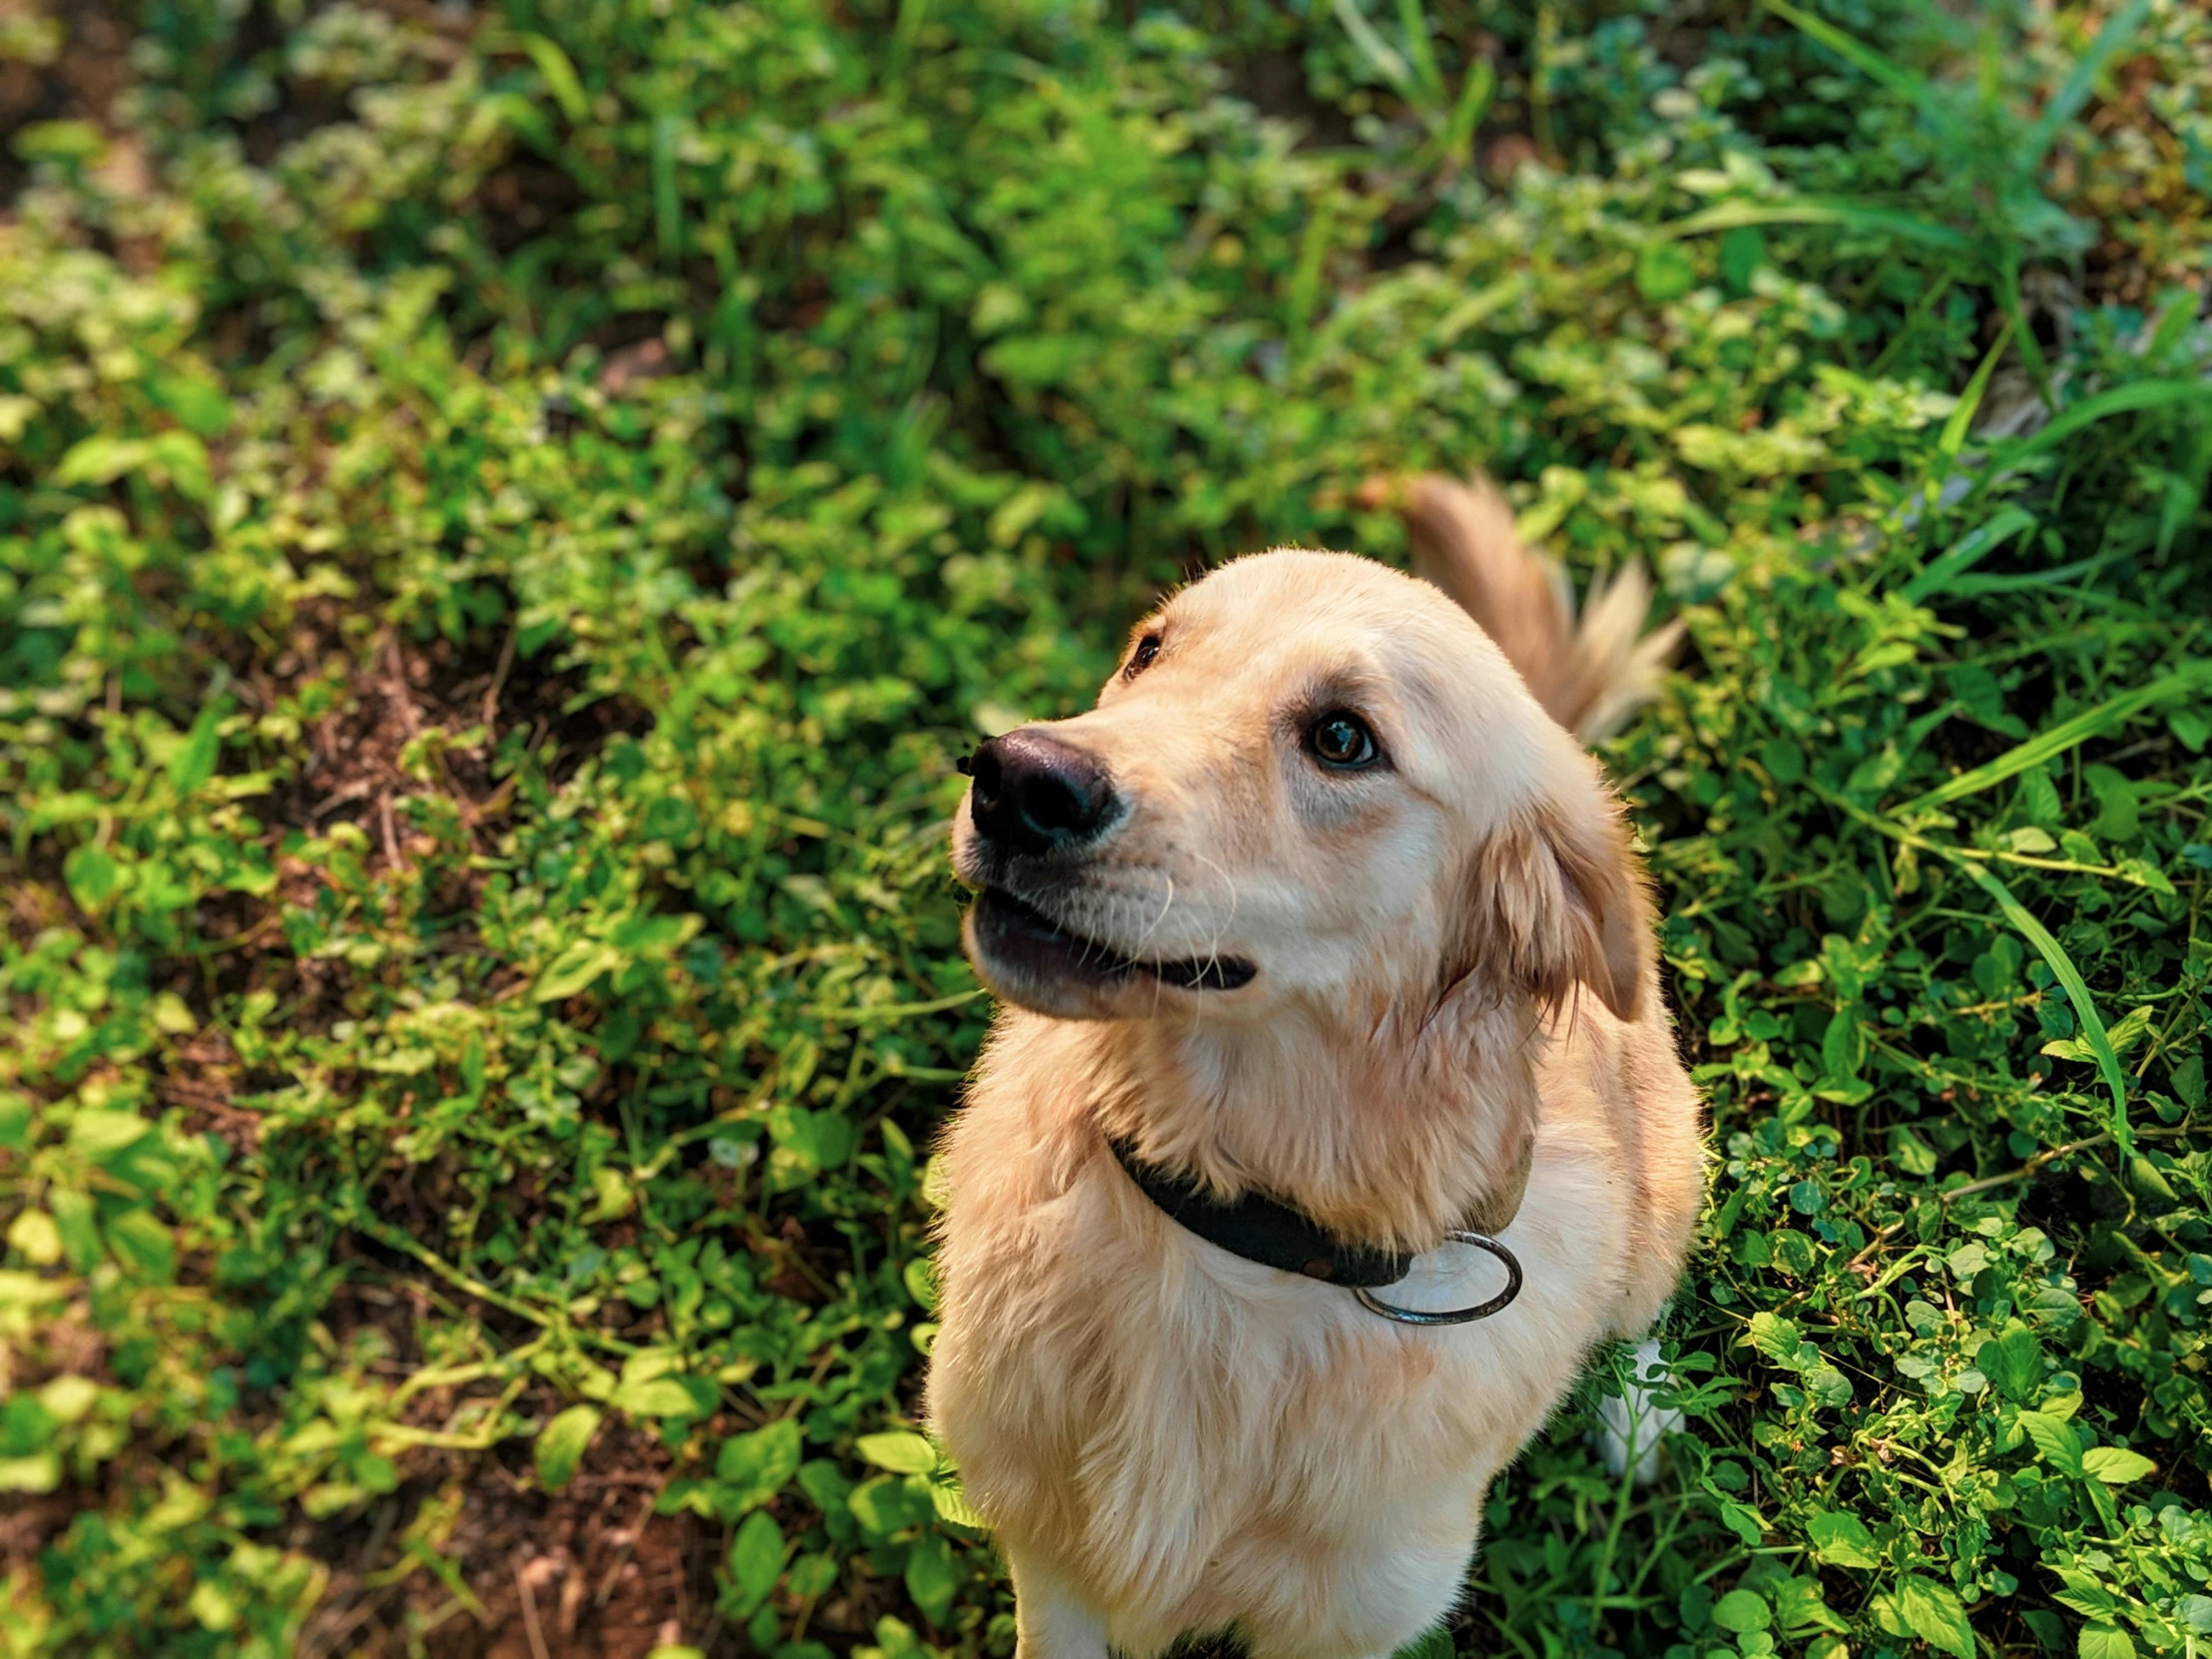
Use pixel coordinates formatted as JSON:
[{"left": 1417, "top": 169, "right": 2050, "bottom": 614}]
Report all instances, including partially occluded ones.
[{"left": 928, "top": 1154, "right": 1565, "bottom": 1609}]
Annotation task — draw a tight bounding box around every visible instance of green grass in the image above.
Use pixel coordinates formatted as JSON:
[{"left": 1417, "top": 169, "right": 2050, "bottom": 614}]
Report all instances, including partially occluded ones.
[{"left": 2, "top": 1, "right": 2210, "bottom": 1655}]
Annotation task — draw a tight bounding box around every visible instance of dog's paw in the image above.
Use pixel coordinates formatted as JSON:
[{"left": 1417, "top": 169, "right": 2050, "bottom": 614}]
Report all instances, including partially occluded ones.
[{"left": 1594, "top": 1338, "right": 1680, "bottom": 1485}]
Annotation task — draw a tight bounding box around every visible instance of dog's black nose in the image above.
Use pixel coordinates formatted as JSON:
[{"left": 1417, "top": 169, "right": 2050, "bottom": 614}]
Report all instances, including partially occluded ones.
[{"left": 967, "top": 730, "right": 1117, "bottom": 855}]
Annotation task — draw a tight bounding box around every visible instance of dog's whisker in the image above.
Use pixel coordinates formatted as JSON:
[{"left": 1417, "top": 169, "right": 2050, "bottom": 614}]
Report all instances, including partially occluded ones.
[{"left": 1133, "top": 874, "right": 1176, "bottom": 958}]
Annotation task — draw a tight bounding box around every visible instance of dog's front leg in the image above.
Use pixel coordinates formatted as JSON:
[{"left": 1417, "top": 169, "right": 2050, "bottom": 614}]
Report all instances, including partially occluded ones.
[{"left": 1005, "top": 1547, "right": 1111, "bottom": 1659}]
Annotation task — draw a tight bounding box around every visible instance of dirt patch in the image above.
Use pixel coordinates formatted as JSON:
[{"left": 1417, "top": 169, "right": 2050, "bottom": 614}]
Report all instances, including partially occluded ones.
[
  {"left": 0, "top": 0, "right": 135, "bottom": 199},
  {"left": 154, "top": 1026, "right": 261, "bottom": 1156},
  {"left": 261, "top": 603, "right": 649, "bottom": 843},
  {"left": 0, "top": 1489, "right": 83, "bottom": 1587},
  {"left": 469, "top": 154, "right": 589, "bottom": 258},
  {"left": 297, "top": 1411, "right": 727, "bottom": 1659},
  {"left": 202, "top": 597, "right": 648, "bottom": 1019}
]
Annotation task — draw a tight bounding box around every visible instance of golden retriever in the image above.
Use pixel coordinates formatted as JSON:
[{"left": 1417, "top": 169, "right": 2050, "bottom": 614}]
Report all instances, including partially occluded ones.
[{"left": 924, "top": 475, "right": 1706, "bottom": 1659}]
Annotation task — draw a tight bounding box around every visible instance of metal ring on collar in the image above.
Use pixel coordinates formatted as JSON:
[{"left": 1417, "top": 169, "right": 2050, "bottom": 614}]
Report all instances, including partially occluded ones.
[{"left": 1352, "top": 1232, "right": 1523, "bottom": 1326}]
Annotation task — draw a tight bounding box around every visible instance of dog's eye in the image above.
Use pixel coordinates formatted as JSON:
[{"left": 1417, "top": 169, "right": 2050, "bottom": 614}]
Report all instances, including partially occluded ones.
[
  {"left": 1125, "top": 632, "right": 1162, "bottom": 679},
  {"left": 1307, "top": 711, "right": 1380, "bottom": 770}
]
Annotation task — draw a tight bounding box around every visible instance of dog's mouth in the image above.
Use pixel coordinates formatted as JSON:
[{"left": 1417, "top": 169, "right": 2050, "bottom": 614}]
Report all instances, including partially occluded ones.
[{"left": 969, "top": 887, "right": 1258, "bottom": 994}]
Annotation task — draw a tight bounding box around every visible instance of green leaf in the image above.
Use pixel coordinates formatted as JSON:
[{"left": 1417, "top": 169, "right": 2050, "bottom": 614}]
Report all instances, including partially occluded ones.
[
  {"left": 928, "top": 1478, "right": 988, "bottom": 1530},
  {"left": 167, "top": 705, "right": 224, "bottom": 799},
  {"left": 54, "top": 434, "right": 148, "bottom": 488},
  {"left": 1635, "top": 241, "right": 1697, "bottom": 302},
  {"left": 532, "top": 940, "right": 620, "bottom": 1002},
  {"left": 189, "top": 1579, "right": 239, "bottom": 1632},
  {"left": 67, "top": 1110, "right": 151, "bottom": 1158},
  {"left": 6, "top": 1211, "right": 61, "bottom": 1267},
  {"left": 2052, "top": 1569, "right": 2117, "bottom": 1620},
  {"left": 145, "top": 429, "right": 213, "bottom": 502},
  {"left": 1889, "top": 1125, "right": 1938, "bottom": 1177},
  {"left": 1821, "top": 1007, "right": 1864, "bottom": 1079},
  {"left": 0, "top": 1453, "right": 62, "bottom": 1494},
  {"left": 1717, "top": 1499, "right": 1768, "bottom": 1544},
  {"left": 902, "top": 1256, "right": 940, "bottom": 1314},
  {"left": 63, "top": 844, "right": 122, "bottom": 910},
  {"left": 2078, "top": 1623, "right": 2135, "bottom": 1659},
  {"left": 1747, "top": 1311, "right": 1806, "bottom": 1368},
  {"left": 103, "top": 1208, "right": 176, "bottom": 1281},
  {"left": 727, "top": 1510, "right": 786, "bottom": 1615},
  {"left": 1978, "top": 1324, "right": 2045, "bottom": 1404},
  {"left": 1773, "top": 1575, "right": 1849, "bottom": 1636},
  {"left": 48, "top": 1190, "right": 102, "bottom": 1271},
  {"left": 715, "top": 1419, "right": 802, "bottom": 1511},
  {"left": 2079, "top": 1446, "right": 2155, "bottom": 1484},
  {"left": 1718, "top": 225, "right": 1766, "bottom": 292},
  {"left": 612, "top": 1377, "right": 702, "bottom": 1417},
  {"left": 535, "top": 1405, "right": 603, "bottom": 1491},
  {"left": 1805, "top": 1365, "right": 1853, "bottom": 1407},
  {"left": 150, "top": 368, "right": 235, "bottom": 436},
  {"left": 848, "top": 1475, "right": 932, "bottom": 1539},
  {"left": 1897, "top": 1575, "right": 1974, "bottom": 1659},
  {"left": 855, "top": 1430, "right": 940, "bottom": 1476},
  {"left": 1807, "top": 1510, "right": 1881, "bottom": 1570},
  {"left": 902, "top": 1531, "right": 962, "bottom": 1625},
  {"left": 1392, "top": 1629, "right": 1453, "bottom": 1659},
  {"left": 2015, "top": 1410, "right": 2086, "bottom": 1478},
  {"left": 1713, "top": 1589, "right": 1772, "bottom": 1633}
]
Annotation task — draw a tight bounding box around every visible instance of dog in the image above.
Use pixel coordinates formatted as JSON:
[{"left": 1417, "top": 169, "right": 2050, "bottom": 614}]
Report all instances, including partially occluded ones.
[{"left": 923, "top": 474, "right": 1705, "bottom": 1659}]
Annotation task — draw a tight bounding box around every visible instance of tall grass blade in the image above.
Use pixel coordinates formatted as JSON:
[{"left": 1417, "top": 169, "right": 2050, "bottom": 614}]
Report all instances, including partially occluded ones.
[
  {"left": 1440, "top": 57, "right": 1496, "bottom": 164},
  {"left": 1898, "top": 661, "right": 2212, "bottom": 811},
  {"left": 2015, "top": 380, "right": 2212, "bottom": 457},
  {"left": 1954, "top": 861, "right": 2130, "bottom": 1155},
  {"left": 1900, "top": 506, "right": 2036, "bottom": 603},
  {"left": 516, "top": 32, "right": 591, "bottom": 125},
  {"left": 1938, "top": 319, "right": 2014, "bottom": 460},
  {"left": 653, "top": 112, "right": 683, "bottom": 267},
  {"left": 1662, "top": 199, "right": 1970, "bottom": 253},
  {"left": 1994, "top": 250, "right": 2053, "bottom": 414},
  {"left": 1761, "top": 0, "right": 1937, "bottom": 114},
  {"left": 2020, "top": 0, "right": 2150, "bottom": 169},
  {"left": 1286, "top": 201, "right": 1337, "bottom": 354},
  {"left": 1332, "top": 0, "right": 1418, "bottom": 104},
  {"left": 1944, "top": 547, "right": 2129, "bottom": 597},
  {"left": 1394, "top": 0, "right": 1445, "bottom": 106}
]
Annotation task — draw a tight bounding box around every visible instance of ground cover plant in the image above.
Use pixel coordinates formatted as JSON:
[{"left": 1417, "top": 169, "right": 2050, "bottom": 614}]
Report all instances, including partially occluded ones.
[{"left": 2, "top": 0, "right": 2210, "bottom": 1654}]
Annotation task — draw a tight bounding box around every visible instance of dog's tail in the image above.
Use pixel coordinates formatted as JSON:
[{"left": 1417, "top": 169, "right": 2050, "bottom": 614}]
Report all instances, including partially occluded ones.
[{"left": 1390, "top": 473, "right": 1684, "bottom": 745}]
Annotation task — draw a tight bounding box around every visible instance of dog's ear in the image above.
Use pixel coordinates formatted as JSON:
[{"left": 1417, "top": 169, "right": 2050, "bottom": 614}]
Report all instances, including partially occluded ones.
[{"left": 1446, "top": 760, "right": 1654, "bottom": 1021}]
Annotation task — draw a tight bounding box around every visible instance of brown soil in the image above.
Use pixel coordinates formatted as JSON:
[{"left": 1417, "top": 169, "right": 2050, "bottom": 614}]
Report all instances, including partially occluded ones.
[
  {"left": 0, "top": 1, "right": 134, "bottom": 199},
  {"left": 296, "top": 1419, "right": 726, "bottom": 1659}
]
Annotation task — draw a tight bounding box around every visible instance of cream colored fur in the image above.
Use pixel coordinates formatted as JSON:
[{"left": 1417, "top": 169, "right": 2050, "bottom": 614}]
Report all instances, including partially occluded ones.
[{"left": 925, "top": 482, "right": 1705, "bottom": 1659}]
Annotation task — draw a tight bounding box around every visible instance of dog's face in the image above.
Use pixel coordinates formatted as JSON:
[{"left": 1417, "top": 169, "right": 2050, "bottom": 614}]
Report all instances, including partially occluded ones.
[{"left": 952, "top": 551, "right": 1650, "bottom": 1027}]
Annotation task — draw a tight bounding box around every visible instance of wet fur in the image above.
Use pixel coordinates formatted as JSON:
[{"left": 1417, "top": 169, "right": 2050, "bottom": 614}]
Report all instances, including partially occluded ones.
[{"left": 926, "top": 482, "right": 1705, "bottom": 1659}]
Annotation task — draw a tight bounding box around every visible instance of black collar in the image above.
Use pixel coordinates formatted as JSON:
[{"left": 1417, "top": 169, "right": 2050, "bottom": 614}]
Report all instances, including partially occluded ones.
[
  {"left": 1104, "top": 1135, "right": 1529, "bottom": 1324},
  {"left": 1107, "top": 1136, "right": 1415, "bottom": 1287}
]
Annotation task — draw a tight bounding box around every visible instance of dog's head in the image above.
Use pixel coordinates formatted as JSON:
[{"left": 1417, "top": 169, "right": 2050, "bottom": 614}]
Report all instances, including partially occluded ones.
[{"left": 952, "top": 551, "right": 1652, "bottom": 1031}]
